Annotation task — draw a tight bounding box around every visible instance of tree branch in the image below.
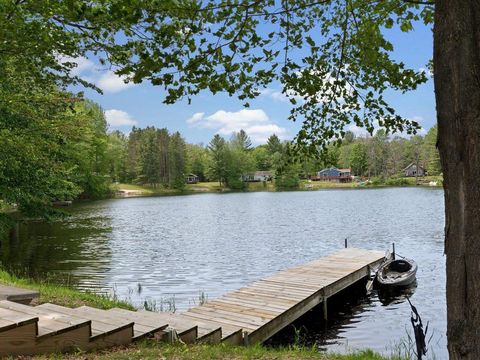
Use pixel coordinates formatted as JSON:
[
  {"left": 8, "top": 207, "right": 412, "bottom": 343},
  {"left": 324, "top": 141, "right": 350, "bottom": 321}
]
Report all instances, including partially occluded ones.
[{"left": 401, "top": 0, "right": 434, "bottom": 5}]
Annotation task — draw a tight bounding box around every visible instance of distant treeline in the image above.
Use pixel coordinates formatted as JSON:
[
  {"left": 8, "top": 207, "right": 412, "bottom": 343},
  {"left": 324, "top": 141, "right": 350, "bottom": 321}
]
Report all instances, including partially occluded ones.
[
  {"left": 108, "top": 123, "right": 440, "bottom": 190},
  {"left": 0, "top": 87, "right": 439, "bottom": 223}
]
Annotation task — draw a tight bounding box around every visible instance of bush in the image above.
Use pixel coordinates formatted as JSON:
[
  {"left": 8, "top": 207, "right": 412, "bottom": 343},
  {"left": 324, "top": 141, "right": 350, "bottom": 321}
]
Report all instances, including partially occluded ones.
[
  {"left": 275, "top": 173, "right": 300, "bottom": 189},
  {"left": 368, "top": 176, "right": 385, "bottom": 186},
  {"left": 384, "top": 177, "right": 410, "bottom": 186},
  {"left": 226, "top": 175, "right": 246, "bottom": 190}
]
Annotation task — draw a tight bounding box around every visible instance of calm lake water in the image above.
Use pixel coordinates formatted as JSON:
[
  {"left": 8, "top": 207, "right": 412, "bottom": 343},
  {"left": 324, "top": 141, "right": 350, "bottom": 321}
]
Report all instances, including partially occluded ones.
[{"left": 0, "top": 188, "right": 446, "bottom": 358}]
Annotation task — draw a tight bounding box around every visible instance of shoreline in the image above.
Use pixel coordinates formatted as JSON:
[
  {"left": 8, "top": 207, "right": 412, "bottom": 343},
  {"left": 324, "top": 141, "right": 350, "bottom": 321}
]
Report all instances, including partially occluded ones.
[{"left": 111, "top": 178, "right": 443, "bottom": 199}]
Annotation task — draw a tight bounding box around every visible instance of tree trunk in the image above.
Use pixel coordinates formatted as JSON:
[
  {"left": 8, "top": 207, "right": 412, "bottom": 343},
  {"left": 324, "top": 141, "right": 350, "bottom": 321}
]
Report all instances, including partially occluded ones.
[{"left": 434, "top": 1, "right": 480, "bottom": 359}]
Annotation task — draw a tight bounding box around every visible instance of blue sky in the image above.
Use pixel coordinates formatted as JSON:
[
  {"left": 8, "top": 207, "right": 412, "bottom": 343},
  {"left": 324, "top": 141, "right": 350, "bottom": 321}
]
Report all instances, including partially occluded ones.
[{"left": 72, "top": 21, "right": 434, "bottom": 146}]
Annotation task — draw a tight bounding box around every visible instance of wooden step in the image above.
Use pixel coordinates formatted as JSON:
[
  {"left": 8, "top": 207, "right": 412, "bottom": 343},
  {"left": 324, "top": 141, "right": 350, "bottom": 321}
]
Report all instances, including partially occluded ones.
[
  {"left": 75, "top": 306, "right": 167, "bottom": 340},
  {"left": 0, "top": 284, "right": 39, "bottom": 305},
  {"left": 0, "top": 300, "right": 91, "bottom": 354},
  {"left": 174, "top": 309, "right": 244, "bottom": 344},
  {"left": 0, "top": 307, "right": 38, "bottom": 356},
  {"left": 37, "top": 303, "right": 134, "bottom": 350},
  {"left": 0, "top": 300, "right": 90, "bottom": 339},
  {"left": 136, "top": 309, "right": 223, "bottom": 344},
  {"left": 177, "top": 312, "right": 244, "bottom": 345},
  {"left": 106, "top": 308, "right": 198, "bottom": 344}
]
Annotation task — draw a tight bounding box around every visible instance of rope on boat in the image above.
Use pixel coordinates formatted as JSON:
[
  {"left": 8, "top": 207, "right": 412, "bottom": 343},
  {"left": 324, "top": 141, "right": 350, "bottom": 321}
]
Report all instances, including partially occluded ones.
[{"left": 407, "top": 297, "right": 428, "bottom": 360}]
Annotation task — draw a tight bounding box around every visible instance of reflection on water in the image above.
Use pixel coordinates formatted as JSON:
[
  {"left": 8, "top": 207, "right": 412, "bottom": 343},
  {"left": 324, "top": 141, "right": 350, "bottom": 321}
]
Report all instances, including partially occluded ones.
[
  {"left": 0, "top": 213, "right": 113, "bottom": 289},
  {"left": 0, "top": 188, "right": 446, "bottom": 358},
  {"left": 377, "top": 281, "right": 418, "bottom": 306}
]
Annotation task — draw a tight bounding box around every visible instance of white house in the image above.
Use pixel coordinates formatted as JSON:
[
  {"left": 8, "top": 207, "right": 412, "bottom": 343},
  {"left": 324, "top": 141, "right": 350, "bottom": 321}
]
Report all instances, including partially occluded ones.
[{"left": 242, "top": 171, "right": 273, "bottom": 182}]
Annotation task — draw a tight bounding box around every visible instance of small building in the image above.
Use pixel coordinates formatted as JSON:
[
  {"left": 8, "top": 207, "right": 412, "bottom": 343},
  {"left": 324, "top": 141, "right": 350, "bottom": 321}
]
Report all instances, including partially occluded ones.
[
  {"left": 242, "top": 171, "right": 273, "bottom": 182},
  {"left": 311, "top": 167, "right": 352, "bottom": 182},
  {"left": 185, "top": 174, "right": 199, "bottom": 184},
  {"left": 404, "top": 163, "right": 426, "bottom": 177}
]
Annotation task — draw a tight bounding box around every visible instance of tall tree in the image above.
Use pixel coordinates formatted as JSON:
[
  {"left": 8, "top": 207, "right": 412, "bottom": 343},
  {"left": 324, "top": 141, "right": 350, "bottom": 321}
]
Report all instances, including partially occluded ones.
[
  {"left": 156, "top": 128, "right": 170, "bottom": 184},
  {"left": 252, "top": 146, "right": 271, "bottom": 171},
  {"left": 406, "top": 135, "right": 424, "bottom": 185},
  {"left": 224, "top": 145, "right": 256, "bottom": 189},
  {"left": 65, "top": 100, "right": 111, "bottom": 197},
  {"left": 207, "top": 135, "right": 228, "bottom": 186},
  {"left": 168, "top": 132, "right": 186, "bottom": 189},
  {"left": 231, "top": 129, "right": 253, "bottom": 151},
  {"left": 139, "top": 127, "right": 161, "bottom": 186},
  {"left": 125, "top": 127, "right": 142, "bottom": 183},
  {"left": 386, "top": 137, "right": 408, "bottom": 176},
  {"left": 185, "top": 144, "right": 208, "bottom": 181},
  {"left": 106, "top": 131, "right": 128, "bottom": 183},
  {"left": 423, "top": 126, "right": 441, "bottom": 176},
  {"left": 266, "top": 134, "right": 283, "bottom": 155},
  {"left": 367, "top": 130, "right": 389, "bottom": 178},
  {"left": 434, "top": 3, "right": 480, "bottom": 357},
  {"left": 349, "top": 143, "right": 368, "bottom": 177}
]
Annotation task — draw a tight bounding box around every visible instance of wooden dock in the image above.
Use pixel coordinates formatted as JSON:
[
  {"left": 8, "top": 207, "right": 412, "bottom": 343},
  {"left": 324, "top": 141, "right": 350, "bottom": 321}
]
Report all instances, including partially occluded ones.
[{"left": 0, "top": 247, "right": 385, "bottom": 356}]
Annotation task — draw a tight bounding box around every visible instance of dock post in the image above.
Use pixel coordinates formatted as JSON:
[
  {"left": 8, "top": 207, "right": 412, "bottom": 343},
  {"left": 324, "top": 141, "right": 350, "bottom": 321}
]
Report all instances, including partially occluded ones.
[
  {"left": 323, "top": 297, "right": 328, "bottom": 321},
  {"left": 243, "top": 331, "right": 250, "bottom": 346},
  {"left": 345, "top": 238, "right": 348, "bottom": 248},
  {"left": 392, "top": 242, "right": 396, "bottom": 259}
]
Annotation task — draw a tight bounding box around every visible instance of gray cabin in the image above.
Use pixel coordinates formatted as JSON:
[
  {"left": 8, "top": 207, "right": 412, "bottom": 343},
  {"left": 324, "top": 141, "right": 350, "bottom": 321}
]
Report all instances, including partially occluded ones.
[
  {"left": 185, "top": 174, "right": 199, "bottom": 184},
  {"left": 404, "top": 163, "right": 426, "bottom": 177}
]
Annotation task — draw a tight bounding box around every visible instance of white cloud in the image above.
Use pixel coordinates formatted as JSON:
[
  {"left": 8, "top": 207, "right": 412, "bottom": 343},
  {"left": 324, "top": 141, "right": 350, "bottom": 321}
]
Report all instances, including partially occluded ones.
[
  {"left": 186, "top": 109, "right": 288, "bottom": 144},
  {"left": 97, "top": 71, "right": 136, "bottom": 93},
  {"left": 57, "top": 55, "right": 96, "bottom": 76},
  {"left": 260, "top": 88, "right": 304, "bottom": 104},
  {"left": 186, "top": 112, "right": 205, "bottom": 124},
  {"left": 57, "top": 55, "right": 136, "bottom": 93},
  {"left": 105, "top": 109, "right": 138, "bottom": 127}
]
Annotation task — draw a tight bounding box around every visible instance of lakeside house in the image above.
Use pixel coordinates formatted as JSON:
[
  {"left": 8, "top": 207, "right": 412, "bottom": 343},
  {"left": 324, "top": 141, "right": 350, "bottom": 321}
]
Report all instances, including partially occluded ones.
[
  {"left": 185, "top": 174, "right": 199, "bottom": 184},
  {"left": 311, "top": 167, "right": 353, "bottom": 183},
  {"left": 404, "top": 163, "right": 426, "bottom": 177},
  {"left": 242, "top": 171, "right": 273, "bottom": 182}
]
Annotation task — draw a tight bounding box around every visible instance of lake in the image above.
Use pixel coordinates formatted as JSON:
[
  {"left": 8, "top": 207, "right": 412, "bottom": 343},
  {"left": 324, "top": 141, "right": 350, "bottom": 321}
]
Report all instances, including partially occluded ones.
[{"left": 0, "top": 188, "right": 446, "bottom": 358}]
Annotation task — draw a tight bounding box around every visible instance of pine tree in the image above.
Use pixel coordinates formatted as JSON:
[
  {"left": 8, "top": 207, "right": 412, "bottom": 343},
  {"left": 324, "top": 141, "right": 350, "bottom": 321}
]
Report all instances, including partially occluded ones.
[
  {"left": 168, "top": 132, "right": 186, "bottom": 189},
  {"left": 207, "top": 135, "right": 228, "bottom": 186},
  {"left": 232, "top": 129, "right": 253, "bottom": 151}
]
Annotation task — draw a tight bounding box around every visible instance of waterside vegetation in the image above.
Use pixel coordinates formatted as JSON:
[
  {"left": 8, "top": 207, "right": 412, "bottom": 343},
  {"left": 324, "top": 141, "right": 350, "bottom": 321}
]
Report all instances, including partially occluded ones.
[
  {"left": 0, "top": 268, "right": 134, "bottom": 310},
  {"left": 112, "top": 175, "right": 442, "bottom": 198}
]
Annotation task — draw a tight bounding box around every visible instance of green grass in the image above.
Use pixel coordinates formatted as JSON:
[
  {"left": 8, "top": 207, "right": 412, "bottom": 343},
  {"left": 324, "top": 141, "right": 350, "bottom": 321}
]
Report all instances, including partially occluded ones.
[
  {"left": 36, "top": 341, "right": 406, "bottom": 360},
  {"left": 245, "top": 181, "right": 276, "bottom": 191},
  {"left": 111, "top": 183, "right": 181, "bottom": 195},
  {"left": 300, "top": 180, "right": 358, "bottom": 189},
  {"left": 185, "top": 181, "right": 228, "bottom": 192},
  {"left": 0, "top": 269, "right": 134, "bottom": 310},
  {"left": 368, "top": 175, "right": 443, "bottom": 187}
]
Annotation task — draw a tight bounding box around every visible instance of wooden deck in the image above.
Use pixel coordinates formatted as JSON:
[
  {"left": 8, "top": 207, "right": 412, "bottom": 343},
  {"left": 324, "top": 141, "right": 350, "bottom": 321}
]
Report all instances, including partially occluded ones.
[{"left": 0, "top": 247, "right": 385, "bottom": 356}]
